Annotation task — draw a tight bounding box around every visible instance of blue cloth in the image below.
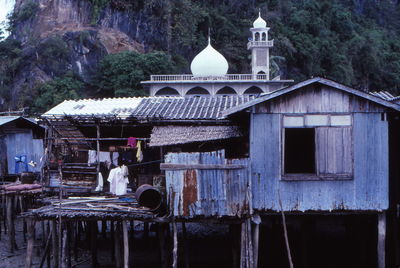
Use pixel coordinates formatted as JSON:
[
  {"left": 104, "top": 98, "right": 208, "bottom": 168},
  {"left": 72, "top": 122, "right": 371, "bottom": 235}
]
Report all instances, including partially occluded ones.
[{"left": 14, "top": 155, "right": 28, "bottom": 174}]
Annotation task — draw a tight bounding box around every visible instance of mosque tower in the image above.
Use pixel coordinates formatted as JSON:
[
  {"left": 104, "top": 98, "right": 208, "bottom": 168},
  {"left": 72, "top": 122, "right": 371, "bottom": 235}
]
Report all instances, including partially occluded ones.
[{"left": 248, "top": 11, "right": 273, "bottom": 79}]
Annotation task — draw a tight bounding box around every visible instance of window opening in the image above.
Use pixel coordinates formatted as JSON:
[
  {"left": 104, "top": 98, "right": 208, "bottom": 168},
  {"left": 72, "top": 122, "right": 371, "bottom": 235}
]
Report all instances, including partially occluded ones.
[{"left": 284, "top": 128, "right": 315, "bottom": 174}]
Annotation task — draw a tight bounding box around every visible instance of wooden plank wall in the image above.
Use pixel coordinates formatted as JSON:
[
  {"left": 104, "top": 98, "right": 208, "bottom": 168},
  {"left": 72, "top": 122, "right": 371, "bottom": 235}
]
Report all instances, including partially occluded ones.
[
  {"left": 164, "top": 150, "right": 251, "bottom": 218},
  {"left": 5, "top": 131, "right": 44, "bottom": 175},
  {"left": 256, "top": 85, "right": 387, "bottom": 114},
  {"left": 250, "top": 112, "right": 389, "bottom": 212}
]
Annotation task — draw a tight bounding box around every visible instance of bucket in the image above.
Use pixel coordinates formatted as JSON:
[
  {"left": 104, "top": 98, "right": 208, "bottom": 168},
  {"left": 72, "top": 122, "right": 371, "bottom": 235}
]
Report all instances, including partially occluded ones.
[{"left": 135, "top": 184, "right": 163, "bottom": 211}]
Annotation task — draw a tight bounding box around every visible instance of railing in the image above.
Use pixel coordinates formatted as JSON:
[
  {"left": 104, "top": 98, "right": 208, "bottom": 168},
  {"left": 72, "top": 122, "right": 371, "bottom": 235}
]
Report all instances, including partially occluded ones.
[
  {"left": 247, "top": 40, "right": 274, "bottom": 49},
  {"left": 149, "top": 73, "right": 270, "bottom": 82}
]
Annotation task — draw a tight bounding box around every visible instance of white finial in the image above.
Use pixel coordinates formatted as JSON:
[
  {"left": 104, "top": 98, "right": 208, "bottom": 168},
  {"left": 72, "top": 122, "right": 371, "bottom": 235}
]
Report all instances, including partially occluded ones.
[
  {"left": 208, "top": 28, "right": 211, "bottom": 45},
  {"left": 253, "top": 10, "right": 267, "bottom": 28}
]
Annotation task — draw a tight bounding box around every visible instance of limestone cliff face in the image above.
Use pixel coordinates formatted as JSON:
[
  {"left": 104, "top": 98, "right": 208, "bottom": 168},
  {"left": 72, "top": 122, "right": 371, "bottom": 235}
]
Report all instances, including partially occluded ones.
[{"left": 7, "top": 0, "right": 162, "bottom": 109}]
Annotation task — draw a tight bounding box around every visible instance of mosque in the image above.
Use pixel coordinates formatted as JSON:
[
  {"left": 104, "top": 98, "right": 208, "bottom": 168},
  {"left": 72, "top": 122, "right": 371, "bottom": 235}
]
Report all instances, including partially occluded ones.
[{"left": 141, "top": 12, "right": 293, "bottom": 96}]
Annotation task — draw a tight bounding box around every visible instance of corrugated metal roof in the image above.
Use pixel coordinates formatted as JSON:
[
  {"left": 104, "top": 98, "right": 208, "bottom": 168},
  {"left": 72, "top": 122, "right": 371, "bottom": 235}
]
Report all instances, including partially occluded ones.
[
  {"left": 370, "top": 91, "right": 396, "bottom": 101},
  {"left": 0, "top": 116, "right": 20, "bottom": 126},
  {"left": 43, "top": 96, "right": 256, "bottom": 120}
]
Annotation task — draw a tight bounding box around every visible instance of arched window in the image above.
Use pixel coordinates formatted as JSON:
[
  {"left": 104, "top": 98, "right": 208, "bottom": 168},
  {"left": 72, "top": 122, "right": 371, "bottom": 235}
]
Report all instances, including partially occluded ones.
[
  {"left": 262, "top": 32, "right": 266, "bottom": 41},
  {"left": 216, "top": 86, "right": 236, "bottom": 95},
  {"left": 244, "top": 86, "right": 263, "bottom": 95},
  {"left": 155, "top": 87, "right": 180, "bottom": 96},
  {"left": 255, "top": 32, "right": 260, "bottom": 41},
  {"left": 186, "top": 87, "right": 210, "bottom": 95}
]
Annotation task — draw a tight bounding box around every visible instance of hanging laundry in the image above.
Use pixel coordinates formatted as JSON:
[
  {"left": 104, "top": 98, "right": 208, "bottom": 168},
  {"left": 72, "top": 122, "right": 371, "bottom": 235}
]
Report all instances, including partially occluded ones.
[
  {"left": 95, "top": 172, "right": 103, "bottom": 192},
  {"left": 99, "top": 151, "right": 112, "bottom": 169},
  {"left": 107, "top": 165, "right": 129, "bottom": 195},
  {"left": 112, "top": 152, "right": 119, "bottom": 166},
  {"left": 88, "top": 150, "right": 97, "bottom": 165},
  {"left": 127, "top": 137, "right": 137, "bottom": 148},
  {"left": 121, "top": 151, "right": 133, "bottom": 164},
  {"left": 136, "top": 141, "right": 143, "bottom": 162}
]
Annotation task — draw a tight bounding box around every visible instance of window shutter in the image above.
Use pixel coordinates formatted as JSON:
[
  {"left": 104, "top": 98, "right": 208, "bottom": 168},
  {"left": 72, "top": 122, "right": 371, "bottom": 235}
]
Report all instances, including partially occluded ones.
[{"left": 316, "top": 127, "right": 352, "bottom": 177}]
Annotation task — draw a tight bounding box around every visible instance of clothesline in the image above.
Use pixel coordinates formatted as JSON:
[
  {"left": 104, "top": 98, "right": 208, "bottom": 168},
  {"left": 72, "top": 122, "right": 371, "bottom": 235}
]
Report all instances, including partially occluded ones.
[{"left": 126, "top": 159, "right": 163, "bottom": 167}]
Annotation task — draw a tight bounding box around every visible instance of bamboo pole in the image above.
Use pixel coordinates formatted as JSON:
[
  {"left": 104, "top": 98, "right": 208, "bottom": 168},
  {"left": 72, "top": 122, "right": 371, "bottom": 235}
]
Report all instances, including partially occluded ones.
[{"left": 182, "top": 222, "right": 190, "bottom": 268}]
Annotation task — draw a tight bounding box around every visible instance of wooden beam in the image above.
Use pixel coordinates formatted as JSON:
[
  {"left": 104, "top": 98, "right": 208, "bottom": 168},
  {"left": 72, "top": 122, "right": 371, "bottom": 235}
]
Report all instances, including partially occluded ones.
[{"left": 160, "top": 163, "right": 246, "bottom": 170}]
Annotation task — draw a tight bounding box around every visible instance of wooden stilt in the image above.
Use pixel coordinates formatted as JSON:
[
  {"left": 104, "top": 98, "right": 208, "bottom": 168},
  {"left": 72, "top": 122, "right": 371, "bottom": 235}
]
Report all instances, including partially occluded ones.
[
  {"left": 252, "top": 215, "right": 261, "bottom": 268},
  {"left": 181, "top": 222, "right": 190, "bottom": 268},
  {"left": 67, "top": 222, "right": 71, "bottom": 268},
  {"left": 172, "top": 221, "right": 178, "bottom": 268},
  {"left": 115, "top": 222, "right": 122, "bottom": 268},
  {"left": 25, "top": 218, "right": 36, "bottom": 268},
  {"left": 51, "top": 220, "right": 59, "bottom": 268},
  {"left": 39, "top": 230, "right": 52, "bottom": 268},
  {"left": 61, "top": 229, "right": 68, "bottom": 268},
  {"left": 122, "top": 221, "right": 129, "bottom": 268},
  {"left": 90, "top": 221, "right": 98, "bottom": 268},
  {"left": 73, "top": 222, "right": 79, "bottom": 262},
  {"left": 111, "top": 221, "right": 115, "bottom": 261},
  {"left": 102, "top": 220, "right": 107, "bottom": 239},
  {"left": 378, "top": 212, "right": 386, "bottom": 268},
  {"left": 158, "top": 223, "right": 168, "bottom": 268},
  {"left": 7, "top": 195, "right": 16, "bottom": 253},
  {"left": 46, "top": 222, "right": 51, "bottom": 267}
]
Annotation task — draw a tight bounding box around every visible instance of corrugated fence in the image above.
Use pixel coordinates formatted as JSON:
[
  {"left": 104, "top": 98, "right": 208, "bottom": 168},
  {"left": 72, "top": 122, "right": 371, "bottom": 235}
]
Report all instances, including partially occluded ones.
[{"left": 163, "top": 150, "right": 251, "bottom": 218}]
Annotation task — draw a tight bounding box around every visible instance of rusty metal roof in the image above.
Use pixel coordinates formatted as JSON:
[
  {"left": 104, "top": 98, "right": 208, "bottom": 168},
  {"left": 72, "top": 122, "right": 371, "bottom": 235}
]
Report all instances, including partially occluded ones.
[{"left": 43, "top": 95, "right": 256, "bottom": 121}]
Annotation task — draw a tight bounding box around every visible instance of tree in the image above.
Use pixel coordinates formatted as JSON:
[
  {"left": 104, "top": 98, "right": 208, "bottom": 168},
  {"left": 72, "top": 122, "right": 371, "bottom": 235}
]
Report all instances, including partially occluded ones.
[
  {"left": 32, "top": 73, "right": 84, "bottom": 113},
  {"left": 95, "top": 51, "right": 176, "bottom": 97}
]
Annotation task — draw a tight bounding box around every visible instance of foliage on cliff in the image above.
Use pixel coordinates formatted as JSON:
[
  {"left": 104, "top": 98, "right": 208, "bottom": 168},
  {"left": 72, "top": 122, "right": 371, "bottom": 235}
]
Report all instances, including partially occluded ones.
[{"left": 1, "top": 0, "right": 400, "bottom": 113}]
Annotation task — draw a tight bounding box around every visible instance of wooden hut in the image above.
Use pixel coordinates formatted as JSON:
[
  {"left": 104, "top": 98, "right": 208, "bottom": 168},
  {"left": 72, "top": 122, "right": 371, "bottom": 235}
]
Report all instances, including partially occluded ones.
[
  {"left": 219, "top": 77, "right": 400, "bottom": 267},
  {"left": 0, "top": 116, "right": 44, "bottom": 179}
]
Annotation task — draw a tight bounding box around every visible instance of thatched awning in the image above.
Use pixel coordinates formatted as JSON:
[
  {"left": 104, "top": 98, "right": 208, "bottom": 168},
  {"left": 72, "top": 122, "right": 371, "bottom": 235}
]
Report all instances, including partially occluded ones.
[{"left": 149, "top": 125, "right": 243, "bottom": 147}]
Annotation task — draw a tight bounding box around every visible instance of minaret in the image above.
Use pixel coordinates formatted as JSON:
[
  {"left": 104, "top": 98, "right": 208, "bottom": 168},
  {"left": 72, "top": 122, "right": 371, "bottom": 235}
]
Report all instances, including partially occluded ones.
[{"left": 248, "top": 10, "right": 273, "bottom": 79}]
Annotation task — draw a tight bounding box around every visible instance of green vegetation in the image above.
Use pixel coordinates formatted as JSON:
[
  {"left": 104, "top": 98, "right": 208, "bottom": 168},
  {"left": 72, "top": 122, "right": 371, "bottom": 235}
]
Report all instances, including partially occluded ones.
[
  {"left": 32, "top": 72, "right": 84, "bottom": 113},
  {"left": 2, "top": 0, "right": 400, "bottom": 112},
  {"left": 7, "top": 1, "right": 39, "bottom": 31},
  {"left": 95, "top": 51, "right": 176, "bottom": 97}
]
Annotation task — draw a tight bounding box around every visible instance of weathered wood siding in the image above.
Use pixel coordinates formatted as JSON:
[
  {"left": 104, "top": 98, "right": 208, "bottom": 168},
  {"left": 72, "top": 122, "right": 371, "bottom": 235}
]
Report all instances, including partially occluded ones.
[
  {"left": 250, "top": 112, "right": 388, "bottom": 212},
  {"left": 164, "top": 150, "right": 251, "bottom": 218},
  {"left": 256, "top": 85, "right": 387, "bottom": 114},
  {"left": 5, "top": 131, "right": 44, "bottom": 174}
]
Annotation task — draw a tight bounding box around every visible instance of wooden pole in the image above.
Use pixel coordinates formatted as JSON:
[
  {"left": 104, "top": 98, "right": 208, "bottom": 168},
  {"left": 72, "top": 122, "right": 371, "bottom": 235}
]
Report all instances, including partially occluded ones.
[
  {"left": 111, "top": 221, "right": 115, "bottom": 261},
  {"left": 252, "top": 215, "right": 261, "bottom": 268},
  {"left": 6, "top": 195, "right": 16, "bottom": 253},
  {"left": 181, "top": 222, "right": 190, "bottom": 268},
  {"left": 91, "top": 221, "right": 98, "bottom": 268},
  {"left": 122, "top": 221, "right": 129, "bottom": 268},
  {"left": 158, "top": 223, "right": 168, "bottom": 268},
  {"left": 39, "top": 225, "right": 52, "bottom": 268},
  {"left": 115, "top": 222, "right": 122, "bottom": 268},
  {"left": 61, "top": 229, "right": 68, "bottom": 268},
  {"left": 172, "top": 221, "right": 178, "bottom": 268},
  {"left": 25, "top": 218, "right": 36, "bottom": 268},
  {"left": 378, "top": 212, "right": 386, "bottom": 268},
  {"left": 51, "top": 220, "right": 59, "bottom": 268}
]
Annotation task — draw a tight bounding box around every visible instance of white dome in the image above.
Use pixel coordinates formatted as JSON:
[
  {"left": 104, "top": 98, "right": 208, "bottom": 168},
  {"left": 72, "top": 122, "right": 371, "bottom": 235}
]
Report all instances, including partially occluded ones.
[
  {"left": 190, "top": 38, "right": 229, "bottom": 76},
  {"left": 253, "top": 12, "right": 267, "bottom": 28}
]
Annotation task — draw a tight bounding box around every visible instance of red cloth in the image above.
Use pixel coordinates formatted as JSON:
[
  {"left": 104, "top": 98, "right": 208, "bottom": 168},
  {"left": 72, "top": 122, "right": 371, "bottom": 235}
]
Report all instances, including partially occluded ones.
[{"left": 127, "top": 137, "right": 137, "bottom": 148}]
